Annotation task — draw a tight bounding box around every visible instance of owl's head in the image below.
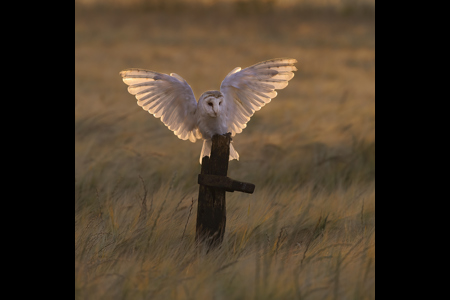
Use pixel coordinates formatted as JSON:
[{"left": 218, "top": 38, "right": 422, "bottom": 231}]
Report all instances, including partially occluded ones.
[{"left": 199, "top": 90, "right": 224, "bottom": 118}]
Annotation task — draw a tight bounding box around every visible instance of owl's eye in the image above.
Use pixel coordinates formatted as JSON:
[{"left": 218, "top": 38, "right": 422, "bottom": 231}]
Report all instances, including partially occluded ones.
[
  {"left": 208, "top": 103, "right": 213, "bottom": 106},
  {"left": 219, "top": 101, "right": 222, "bottom": 105}
]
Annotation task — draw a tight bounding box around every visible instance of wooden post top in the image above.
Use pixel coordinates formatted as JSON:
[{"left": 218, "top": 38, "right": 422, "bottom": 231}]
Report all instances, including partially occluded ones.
[{"left": 199, "top": 133, "right": 255, "bottom": 194}]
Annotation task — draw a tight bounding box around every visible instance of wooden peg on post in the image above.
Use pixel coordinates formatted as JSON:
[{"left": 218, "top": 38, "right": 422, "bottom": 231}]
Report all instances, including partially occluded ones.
[{"left": 196, "top": 133, "right": 255, "bottom": 249}]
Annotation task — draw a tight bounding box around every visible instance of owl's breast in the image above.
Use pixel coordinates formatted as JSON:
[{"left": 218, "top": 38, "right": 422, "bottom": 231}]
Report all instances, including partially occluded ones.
[{"left": 197, "top": 114, "right": 228, "bottom": 140}]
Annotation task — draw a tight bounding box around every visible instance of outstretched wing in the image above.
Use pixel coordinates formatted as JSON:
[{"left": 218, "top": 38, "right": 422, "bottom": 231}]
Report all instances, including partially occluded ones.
[
  {"left": 220, "top": 58, "right": 297, "bottom": 136},
  {"left": 120, "top": 69, "right": 201, "bottom": 142}
]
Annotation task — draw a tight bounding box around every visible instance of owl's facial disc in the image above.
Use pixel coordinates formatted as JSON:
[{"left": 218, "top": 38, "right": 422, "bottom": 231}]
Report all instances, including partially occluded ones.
[{"left": 201, "top": 91, "right": 223, "bottom": 118}]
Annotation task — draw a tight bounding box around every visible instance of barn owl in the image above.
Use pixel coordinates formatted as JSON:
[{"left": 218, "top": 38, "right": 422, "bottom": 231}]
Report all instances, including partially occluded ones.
[{"left": 120, "top": 58, "right": 297, "bottom": 163}]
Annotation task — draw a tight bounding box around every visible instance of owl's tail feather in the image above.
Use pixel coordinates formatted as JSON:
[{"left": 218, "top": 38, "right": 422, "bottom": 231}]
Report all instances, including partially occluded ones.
[
  {"left": 229, "top": 141, "right": 239, "bottom": 162},
  {"left": 199, "top": 140, "right": 240, "bottom": 164},
  {"left": 200, "top": 139, "right": 212, "bottom": 164}
]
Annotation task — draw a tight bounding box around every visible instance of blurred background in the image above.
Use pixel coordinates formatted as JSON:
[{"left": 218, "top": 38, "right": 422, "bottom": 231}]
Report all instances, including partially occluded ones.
[{"left": 75, "top": 1, "right": 374, "bottom": 298}]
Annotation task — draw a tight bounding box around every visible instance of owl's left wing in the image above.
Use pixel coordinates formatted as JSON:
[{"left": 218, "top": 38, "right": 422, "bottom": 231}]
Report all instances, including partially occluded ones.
[
  {"left": 120, "top": 69, "right": 201, "bottom": 142},
  {"left": 220, "top": 58, "right": 297, "bottom": 136}
]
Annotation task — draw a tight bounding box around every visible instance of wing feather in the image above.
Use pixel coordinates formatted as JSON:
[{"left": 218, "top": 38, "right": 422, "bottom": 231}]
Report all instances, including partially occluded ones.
[
  {"left": 120, "top": 69, "right": 200, "bottom": 142},
  {"left": 220, "top": 58, "right": 297, "bottom": 136}
]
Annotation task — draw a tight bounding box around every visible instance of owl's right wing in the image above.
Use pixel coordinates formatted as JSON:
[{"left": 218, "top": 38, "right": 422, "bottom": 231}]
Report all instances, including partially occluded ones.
[
  {"left": 120, "top": 69, "right": 201, "bottom": 142},
  {"left": 220, "top": 58, "right": 297, "bottom": 136}
]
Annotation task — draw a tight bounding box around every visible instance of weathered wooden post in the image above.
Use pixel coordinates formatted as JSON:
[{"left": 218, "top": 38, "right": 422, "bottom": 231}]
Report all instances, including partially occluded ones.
[{"left": 196, "top": 133, "right": 255, "bottom": 249}]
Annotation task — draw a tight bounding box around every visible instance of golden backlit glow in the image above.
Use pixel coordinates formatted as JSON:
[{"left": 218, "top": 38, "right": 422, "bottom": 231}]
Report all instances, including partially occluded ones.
[{"left": 76, "top": 2, "right": 375, "bottom": 299}]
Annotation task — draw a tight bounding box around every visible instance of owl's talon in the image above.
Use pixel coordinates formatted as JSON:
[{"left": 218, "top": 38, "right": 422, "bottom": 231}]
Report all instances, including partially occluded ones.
[{"left": 223, "top": 132, "right": 232, "bottom": 140}]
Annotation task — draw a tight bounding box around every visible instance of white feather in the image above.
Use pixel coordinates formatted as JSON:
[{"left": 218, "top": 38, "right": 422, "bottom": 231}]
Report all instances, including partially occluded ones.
[
  {"left": 220, "top": 58, "right": 297, "bottom": 137},
  {"left": 120, "top": 69, "right": 199, "bottom": 142}
]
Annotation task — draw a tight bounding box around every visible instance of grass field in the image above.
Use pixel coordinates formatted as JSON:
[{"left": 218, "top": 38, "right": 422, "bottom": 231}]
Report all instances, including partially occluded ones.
[{"left": 75, "top": 1, "right": 375, "bottom": 299}]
